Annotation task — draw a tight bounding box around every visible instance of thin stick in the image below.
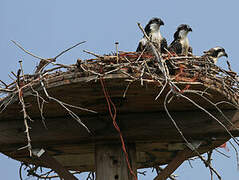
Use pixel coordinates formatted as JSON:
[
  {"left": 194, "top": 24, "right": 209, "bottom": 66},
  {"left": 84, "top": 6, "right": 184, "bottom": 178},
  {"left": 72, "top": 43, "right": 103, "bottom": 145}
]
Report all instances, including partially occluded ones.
[
  {"left": 39, "top": 76, "right": 91, "bottom": 133},
  {"left": 16, "top": 82, "right": 32, "bottom": 156},
  {"left": 229, "top": 141, "right": 239, "bottom": 170},
  {"left": 83, "top": 50, "right": 103, "bottom": 58},
  {"left": 53, "top": 41, "right": 86, "bottom": 60},
  {"left": 11, "top": 40, "right": 44, "bottom": 60},
  {"left": 164, "top": 90, "right": 222, "bottom": 179},
  {"left": 184, "top": 91, "right": 239, "bottom": 131},
  {"left": 115, "top": 42, "right": 119, "bottom": 63},
  {"left": 214, "top": 149, "right": 230, "bottom": 158},
  {"left": 0, "top": 80, "right": 8, "bottom": 88},
  {"left": 123, "top": 81, "right": 132, "bottom": 98},
  {"left": 226, "top": 60, "right": 232, "bottom": 71},
  {"left": 178, "top": 92, "right": 239, "bottom": 146},
  {"left": 19, "top": 60, "right": 26, "bottom": 82}
]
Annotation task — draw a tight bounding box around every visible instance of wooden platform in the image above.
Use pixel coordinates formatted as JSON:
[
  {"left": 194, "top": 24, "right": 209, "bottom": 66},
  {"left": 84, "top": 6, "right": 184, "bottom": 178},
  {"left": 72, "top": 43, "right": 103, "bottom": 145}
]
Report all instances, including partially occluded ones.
[{"left": 0, "top": 72, "right": 238, "bottom": 171}]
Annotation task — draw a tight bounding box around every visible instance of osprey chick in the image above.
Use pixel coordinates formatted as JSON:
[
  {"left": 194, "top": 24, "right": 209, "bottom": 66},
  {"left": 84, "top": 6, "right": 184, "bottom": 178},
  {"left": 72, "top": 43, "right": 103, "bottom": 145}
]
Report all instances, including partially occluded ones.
[
  {"left": 203, "top": 46, "right": 228, "bottom": 64},
  {"left": 136, "top": 18, "right": 167, "bottom": 53},
  {"left": 169, "top": 24, "right": 192, "bottom": 56}
]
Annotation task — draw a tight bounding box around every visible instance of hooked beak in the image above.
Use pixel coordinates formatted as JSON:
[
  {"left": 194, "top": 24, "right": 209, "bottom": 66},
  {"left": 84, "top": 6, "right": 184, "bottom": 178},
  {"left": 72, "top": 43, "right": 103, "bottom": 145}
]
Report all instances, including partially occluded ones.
[
  {"left": 188, "top": 27, "right": 192, "bottom": 32},
  {"left": 160, "top": 21, "right": 164, "bottom": 26},
  {"left": 224, "top": 52, "right": 228, "bottom": 58}
]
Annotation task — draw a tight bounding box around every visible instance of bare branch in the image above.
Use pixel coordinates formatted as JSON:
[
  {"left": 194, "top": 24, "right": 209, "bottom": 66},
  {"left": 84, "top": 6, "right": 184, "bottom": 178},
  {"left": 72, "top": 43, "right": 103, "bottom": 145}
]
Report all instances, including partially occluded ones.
[
  {"left": 53, "top": 41, "right": 86, "bottom": 60},
  {"left": 11, "top": 40, "right": 44, "bottom": 60}
]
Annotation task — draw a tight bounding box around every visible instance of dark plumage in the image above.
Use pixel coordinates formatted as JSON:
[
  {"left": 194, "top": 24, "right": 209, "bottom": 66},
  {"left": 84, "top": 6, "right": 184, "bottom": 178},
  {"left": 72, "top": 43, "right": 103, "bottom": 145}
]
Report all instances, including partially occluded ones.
[
  {"left": 168, "top": 24, "right": 192, "bottom": 56},
  {"left": 136, "top": 17, "right": 168, "bottom": 53},
  {"left": 203, "top": 46, "right": 228, "bottom": 64}
]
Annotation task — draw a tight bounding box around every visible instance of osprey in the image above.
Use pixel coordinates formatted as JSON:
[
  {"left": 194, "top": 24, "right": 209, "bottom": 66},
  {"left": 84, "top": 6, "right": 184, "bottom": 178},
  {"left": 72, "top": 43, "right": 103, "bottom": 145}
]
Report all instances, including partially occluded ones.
[
  {"left": 203, "top": 46, "right": 228, "bottom": 64},
  {"left": 136, "top": 17, "right": 167, "bottom": 53},
  {"left": 168, "top": 24, "right": 192, "bottom": 56}
]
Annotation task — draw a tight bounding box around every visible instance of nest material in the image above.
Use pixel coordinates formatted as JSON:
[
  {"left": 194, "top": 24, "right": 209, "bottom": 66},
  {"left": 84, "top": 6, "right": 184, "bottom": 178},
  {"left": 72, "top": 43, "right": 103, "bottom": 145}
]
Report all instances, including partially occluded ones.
[
  {"left": 1, "top": 52, "right": 239, "bottom": 107},
  {"left": 0, "top": 51, "right": 239, "bottom": 178},
  {"left": 3, "top": 33, "right": 237, "bottom": 179},
  {"left": 76, "top": 52, "right": 239, "bottom": 105}
]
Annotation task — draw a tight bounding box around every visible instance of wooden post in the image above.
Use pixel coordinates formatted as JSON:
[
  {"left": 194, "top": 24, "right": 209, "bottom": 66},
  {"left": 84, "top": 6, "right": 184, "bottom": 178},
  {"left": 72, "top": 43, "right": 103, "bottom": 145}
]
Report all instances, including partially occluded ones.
[{"left": 95, "top": 143, "right": 137, "bottom": 180}]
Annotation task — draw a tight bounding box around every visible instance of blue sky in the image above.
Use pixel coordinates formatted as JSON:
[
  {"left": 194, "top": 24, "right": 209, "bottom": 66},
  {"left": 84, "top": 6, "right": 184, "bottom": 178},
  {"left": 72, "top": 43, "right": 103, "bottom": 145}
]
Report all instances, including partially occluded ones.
[{"left": 0, "top": 0, "right": 239, "bottom": 179}]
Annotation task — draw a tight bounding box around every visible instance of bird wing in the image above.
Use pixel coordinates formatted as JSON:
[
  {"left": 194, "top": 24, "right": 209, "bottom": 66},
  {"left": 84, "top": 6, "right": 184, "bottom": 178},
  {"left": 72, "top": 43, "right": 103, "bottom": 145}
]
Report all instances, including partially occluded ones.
[
  {"left": 136, "top": 37, "right": 147, "bottom": 52},
  {"left": 161, "top": 37, "right": 168, "bottom": 53},
  {"left": 168, "top": 39, "right": 182, "bottom": 54},
  {"left": 188, "top": 46, "right": 193, "bottom": 54},
  {"left": 136, "top": 42, "right": 143, "bottom": 52}
]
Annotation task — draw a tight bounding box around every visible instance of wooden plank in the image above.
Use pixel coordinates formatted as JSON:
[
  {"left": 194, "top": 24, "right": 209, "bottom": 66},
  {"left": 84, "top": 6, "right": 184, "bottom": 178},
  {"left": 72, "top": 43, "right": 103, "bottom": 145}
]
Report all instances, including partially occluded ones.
[
  {"left": 2, "top": 138, "right": 227, "bottom": 172},
  {"left": 33, "top": 149, "right": 78, "bottom": 180},
  {"left": 0, "top": 109, "right": 237, "bottom": 171},
  {"left": 95, "top": 143, "right": 137, "bottom": 180},
  {"left": 0, "top": 110, "right": 237, "bottom": 145}
]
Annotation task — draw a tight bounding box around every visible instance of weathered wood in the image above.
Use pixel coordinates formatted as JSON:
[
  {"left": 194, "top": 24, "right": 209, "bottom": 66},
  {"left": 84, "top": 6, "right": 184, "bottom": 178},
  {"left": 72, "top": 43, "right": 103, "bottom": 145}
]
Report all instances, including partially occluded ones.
[
  {"left": 0, "top": 73, "right": 238, "bottom": 171},
  {"left": 0, "top": 109, "right": 238, "bottom": 171},
  {"left": 0, "top": 110, "right": 237, "bottom": 145},
  {"left": 33, "top": 149, "right": 78, "bottom": 180},
  {"left": 154, "top": 148, "right": 192, "bottom": 180},
  {"left": 95, "top": 143, "right": 137, "bottom": 180},
  {"left": 0, "top": 73, "right": 237, "bottom": 121}
]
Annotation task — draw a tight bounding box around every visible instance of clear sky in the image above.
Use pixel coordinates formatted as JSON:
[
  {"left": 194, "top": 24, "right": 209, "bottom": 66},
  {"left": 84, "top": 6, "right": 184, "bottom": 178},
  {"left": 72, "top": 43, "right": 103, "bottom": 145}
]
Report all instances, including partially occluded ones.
[{"left": 0, "top": 0, "right": 239, "bottom": 179}]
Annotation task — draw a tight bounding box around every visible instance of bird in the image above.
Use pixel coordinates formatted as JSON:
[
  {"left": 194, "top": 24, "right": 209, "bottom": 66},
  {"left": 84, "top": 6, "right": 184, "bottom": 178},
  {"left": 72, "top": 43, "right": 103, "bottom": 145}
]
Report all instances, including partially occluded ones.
[
  {"left": 136, "top": 17, "right": 167, "bottom": 53},
  {"left": 203, "top": 46, "right": 228, "bottom": 64},
  {"left": 168, "top": 24, "right": 192, "bottom": 56}
]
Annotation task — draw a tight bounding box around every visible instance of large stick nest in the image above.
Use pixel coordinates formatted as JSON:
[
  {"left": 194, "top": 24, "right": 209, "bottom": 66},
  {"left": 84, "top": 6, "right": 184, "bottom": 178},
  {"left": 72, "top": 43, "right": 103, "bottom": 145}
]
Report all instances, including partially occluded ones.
[{"left": 1, "top": 45, "right": 239, "bottom": 179}]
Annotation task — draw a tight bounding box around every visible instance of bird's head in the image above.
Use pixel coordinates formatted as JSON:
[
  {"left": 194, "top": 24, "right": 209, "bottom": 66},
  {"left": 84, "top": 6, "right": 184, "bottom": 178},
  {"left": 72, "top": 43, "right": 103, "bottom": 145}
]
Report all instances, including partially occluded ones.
[
  {"left": 203, "top": 46, "right": 228, "bottom": 64},
  {"left": 214, "top": 46, "right": 228, "bottom": 58},
  {"left": 204, "top": 46, "right": 228, "bottom": 58},
  {"left": 145, "top": 17, "right": 164, "bottom": 35},
  {"left": 174, "top": 24, "right": 192, "bottom": 39}
]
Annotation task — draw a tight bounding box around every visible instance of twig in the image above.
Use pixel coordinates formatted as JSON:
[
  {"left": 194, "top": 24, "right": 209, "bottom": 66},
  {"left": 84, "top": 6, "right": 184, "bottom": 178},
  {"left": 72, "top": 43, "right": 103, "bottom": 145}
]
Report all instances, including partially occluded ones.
[
  {"left": 178, "top": 91, "right": 239, "bottom": 146},
  {"left": 40, "top": 76, "right": 92, "bottom": 133},
  {"left": 0, "top": 80, "right": 8, "bottom": 88},
  {"left": 86, "top": 172, "right": 95, "bottom": 180},
  {"left": 83, "top": 50, "right": 103, "bottom": 58},
  {"left": 214, "top": 148, "right": 230, "bottom": 158},
  {"left": 0, "top": 88, "right": 14, "bottom": 93},
  {"left": 19, "top": 163, "right": 81, "bottom": 180},
  {"left": 183, "top": 91, "right": 239, "bottom": 131},
  {"left": 226, "top": 60, "right": 232, "bottom": 71},
  {"left": 11, "top": 40, "right": 44, "bottom": 60},
  {"left": 188, "top": 159, "right": 193, "bottom": 168},
  {"left": 164, "top": 90, "right": 222, "bottom": 179},
  {"left": 19, "top": 60, "right": 26, "bottom": 82},
  {"left": 123, "top": 81, "right": 133, "bottom": 98},
  {"left": 137, "top": 171, "right": 147, "bottom": 176},
  {"left": 229, "top": 141, "right": 239, "bottom": 170},
  {"left": 29, "top": 85, "right": 48, "bottom": 129},
  {"left": 16, "top": 81, "right": 32, "bottom": 156},
  {"left": 53, "top": 41, "right": 86, "bottom": 60}
]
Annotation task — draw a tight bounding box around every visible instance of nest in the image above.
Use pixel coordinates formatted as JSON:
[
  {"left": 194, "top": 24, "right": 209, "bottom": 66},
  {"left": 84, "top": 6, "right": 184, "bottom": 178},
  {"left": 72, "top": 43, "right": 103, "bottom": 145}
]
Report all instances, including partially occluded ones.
[
  {"left": 76, "top": 51, "right": 239, "bottom": 103},
  {"left": 1, "top": 40, "right": 239, "bottom": 180}
]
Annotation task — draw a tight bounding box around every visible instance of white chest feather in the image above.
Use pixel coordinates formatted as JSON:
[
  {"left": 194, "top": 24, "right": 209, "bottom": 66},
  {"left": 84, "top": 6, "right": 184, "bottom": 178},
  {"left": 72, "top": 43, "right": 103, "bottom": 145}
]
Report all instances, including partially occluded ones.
[
  {"left": 211, "top": 57, "right": 218, "bottom": 64},
  {"left": 151, "top": 31, "right": 162, "bottom": 42},
  {"left": 180, "top": 37, "right": 189, "bottom": 55}
]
